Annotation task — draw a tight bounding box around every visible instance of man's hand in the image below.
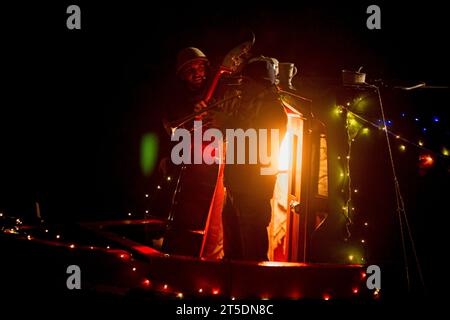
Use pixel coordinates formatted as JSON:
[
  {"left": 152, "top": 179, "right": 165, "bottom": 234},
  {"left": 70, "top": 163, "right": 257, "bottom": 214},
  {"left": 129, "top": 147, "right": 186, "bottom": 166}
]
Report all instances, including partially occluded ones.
[{"left": 194, "top": 100, "right": 208, "bottom": 120}]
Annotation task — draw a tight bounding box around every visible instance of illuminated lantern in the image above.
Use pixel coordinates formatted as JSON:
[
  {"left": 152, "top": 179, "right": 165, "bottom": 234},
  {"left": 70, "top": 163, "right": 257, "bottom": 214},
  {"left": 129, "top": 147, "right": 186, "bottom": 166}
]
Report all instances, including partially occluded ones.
[{"left": 269, "top": 91, "right": 328, "bottom": 262}]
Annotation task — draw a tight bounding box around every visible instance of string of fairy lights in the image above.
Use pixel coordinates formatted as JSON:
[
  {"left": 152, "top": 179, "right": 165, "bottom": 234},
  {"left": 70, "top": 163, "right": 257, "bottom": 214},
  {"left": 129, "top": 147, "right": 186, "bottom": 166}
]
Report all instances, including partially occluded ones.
[
  {"left": 1, "top": 212, "right": 372, "bottom": 299},
  {"left": 337, "top": 104, "right": 449, "bottom": 161},
  {"left": 336, "top": 98, "right": 448, "bottom": 240},
  {"left": 334, "top": 90, "right": 448, "bottom": 270},
  {"left": 334, "top": 106, "right": 368, "bottom": 264},
  {"left": 0, "top": 214, "right": 198, "bottom": 299}
]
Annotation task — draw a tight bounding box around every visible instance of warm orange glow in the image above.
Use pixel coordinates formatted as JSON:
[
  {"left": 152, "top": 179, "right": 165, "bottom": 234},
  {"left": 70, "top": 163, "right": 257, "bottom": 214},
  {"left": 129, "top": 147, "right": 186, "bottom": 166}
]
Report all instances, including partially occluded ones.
[
  {"left": 278, "top": 132, "right": 291, "bottom": 171},
  {"left": 289, "top": 292, "right": 302, "bottom": 299},
  {"left": 419, "top": 154, "right": 434, "bottom": 168},
  {"left": 212, "top": 289, "right": 220, "bottom": 295},
  {"left": 143, "top": 279, "right": 151, "bottom": 286},
  {"left": 117, "top": 252, "right": 131, "bottom": 260},
  {"left": 323, "top": 294, "right": 331, "bottom": 301},
  {"left": 373, "top": 288, "right": 381, "bottom": 297}
]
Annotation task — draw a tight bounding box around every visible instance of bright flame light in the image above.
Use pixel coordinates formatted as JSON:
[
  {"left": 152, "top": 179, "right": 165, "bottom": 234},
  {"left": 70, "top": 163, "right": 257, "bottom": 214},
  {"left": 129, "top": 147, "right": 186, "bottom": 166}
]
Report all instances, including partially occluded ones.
[{"left": 278, "top": 132, "right": 290, "bottom": 171}]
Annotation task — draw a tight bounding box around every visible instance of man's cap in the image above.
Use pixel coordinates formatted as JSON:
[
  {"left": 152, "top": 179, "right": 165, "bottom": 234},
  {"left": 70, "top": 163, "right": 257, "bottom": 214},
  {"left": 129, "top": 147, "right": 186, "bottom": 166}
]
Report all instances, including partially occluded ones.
[{"left": 176, "top": 47, "right": 209, "bottom": 75}]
